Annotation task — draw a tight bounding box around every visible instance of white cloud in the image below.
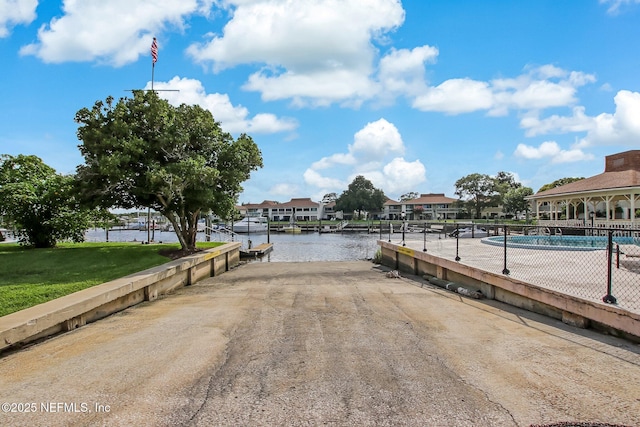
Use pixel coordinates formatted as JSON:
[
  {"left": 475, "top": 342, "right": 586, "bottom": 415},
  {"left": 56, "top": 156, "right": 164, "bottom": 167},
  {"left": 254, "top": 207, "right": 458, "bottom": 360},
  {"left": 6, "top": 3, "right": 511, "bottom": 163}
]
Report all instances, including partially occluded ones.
[
  {"left": 410, "top": 65, "right": 595, "bottom": 116},
  {"left": 350, "top": 118, "right": 404, "bottom": 160},
  {"left": 413, "top": 78, "right": 493, "bottom": 114},
  {"left": 188, "top": 0, "right": 405, "bottom": 105},
  {"left": 489, "top": 67, "right": 595, "bottom": 116},
  {"left": 600, "top": 0, "right": 640, "bottom": 14},
  {"left": 311, "top": 153, "right": 355, "bottom": 170},
  {"left": 0, "top": 0, "right": 37, "bottom": 38},
  {"left": 148, "top": 76, "right": 297, "bottom": 134},
  {"left": 514, "top": 141, "right": 594, "bottom": 163},
  {"left": 20, "top": 0, "right": 209, "bottom": 65},
  {"left": 522, "top": 90, "right": 640, "bottom": 148},
  {"left": 520, "top": 107, "right": 594, "bottom": 137},
  {"left": 303, "top": 169, "right": 345, "bottom": 189},
  {"left": 380, "top": 157, "right": 426, "bottom": 194},
  {"left": 303, "top": 118, "right": 425, "bottom": 196},
  {"left": 578, "top": 90, "right": 640, "bottom": 147},
  {"left": 378, "top": 45, "right": 438, "bottom": 100}
]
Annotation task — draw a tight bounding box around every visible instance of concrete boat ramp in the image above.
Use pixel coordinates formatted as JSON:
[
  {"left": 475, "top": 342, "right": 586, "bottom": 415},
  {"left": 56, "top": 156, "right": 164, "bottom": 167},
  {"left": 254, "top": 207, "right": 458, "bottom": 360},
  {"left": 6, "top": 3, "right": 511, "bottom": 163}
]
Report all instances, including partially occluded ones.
[{"left": 1, "top": 261, "right": 639, "bottom": 426}]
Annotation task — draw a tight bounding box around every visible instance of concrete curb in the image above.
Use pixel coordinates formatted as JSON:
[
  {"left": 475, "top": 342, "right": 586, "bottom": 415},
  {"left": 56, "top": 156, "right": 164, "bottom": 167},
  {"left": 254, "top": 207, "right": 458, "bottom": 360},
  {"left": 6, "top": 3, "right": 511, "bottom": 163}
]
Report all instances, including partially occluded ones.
[{"left": 0, "top": 242, "right": 241, "bottom": 353}]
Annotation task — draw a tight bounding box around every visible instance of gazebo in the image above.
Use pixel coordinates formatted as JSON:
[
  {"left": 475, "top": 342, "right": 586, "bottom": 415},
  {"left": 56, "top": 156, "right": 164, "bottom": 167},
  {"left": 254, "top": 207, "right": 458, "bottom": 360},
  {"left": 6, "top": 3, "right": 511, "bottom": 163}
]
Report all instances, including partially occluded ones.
[{"left": 528, "top": 150, "right": 640, "bottom": 228}]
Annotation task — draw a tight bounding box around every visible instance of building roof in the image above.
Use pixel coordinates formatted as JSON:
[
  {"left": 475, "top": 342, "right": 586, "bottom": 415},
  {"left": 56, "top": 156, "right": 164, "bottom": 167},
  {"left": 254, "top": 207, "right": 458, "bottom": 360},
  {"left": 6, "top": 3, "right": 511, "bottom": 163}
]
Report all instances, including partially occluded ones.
[
  {"left": 533, "top": 150, "right": 640, "bottom": 198},
  {"left": 406, "top": 193, "right": 457, "bottom": 204},
  {"left": 277, "top": 198, "right": 319, "bottom": 208}
]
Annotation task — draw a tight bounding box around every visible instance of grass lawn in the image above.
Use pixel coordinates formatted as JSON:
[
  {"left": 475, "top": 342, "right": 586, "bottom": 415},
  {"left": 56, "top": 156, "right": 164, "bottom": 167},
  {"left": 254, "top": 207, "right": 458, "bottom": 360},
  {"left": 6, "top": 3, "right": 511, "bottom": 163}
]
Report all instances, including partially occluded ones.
[{"left": 0, "top": 241, "right": 223, "bottom": 317}]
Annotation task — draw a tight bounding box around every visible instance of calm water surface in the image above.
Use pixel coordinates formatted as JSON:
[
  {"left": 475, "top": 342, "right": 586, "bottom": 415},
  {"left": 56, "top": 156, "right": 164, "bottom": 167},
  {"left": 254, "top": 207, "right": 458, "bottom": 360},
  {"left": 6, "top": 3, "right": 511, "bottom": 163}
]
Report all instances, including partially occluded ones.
[{"left": 84, "top": 229, "right": 414, "bottom": 262}]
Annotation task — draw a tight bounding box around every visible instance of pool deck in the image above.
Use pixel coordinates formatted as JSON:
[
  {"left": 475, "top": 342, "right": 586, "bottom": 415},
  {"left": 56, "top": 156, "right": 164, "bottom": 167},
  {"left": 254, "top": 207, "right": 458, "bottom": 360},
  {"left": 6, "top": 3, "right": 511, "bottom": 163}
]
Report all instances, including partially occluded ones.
[{"left": 398, "top": 234, "right": 640, "bottom": 316}]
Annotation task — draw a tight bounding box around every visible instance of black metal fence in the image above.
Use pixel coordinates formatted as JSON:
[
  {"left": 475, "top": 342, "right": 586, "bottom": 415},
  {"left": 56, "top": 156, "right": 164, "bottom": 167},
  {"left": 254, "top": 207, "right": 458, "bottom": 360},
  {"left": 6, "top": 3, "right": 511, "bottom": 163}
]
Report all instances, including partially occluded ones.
[{"left": 398, "top": 223, "right": 640, "bottom": 315}]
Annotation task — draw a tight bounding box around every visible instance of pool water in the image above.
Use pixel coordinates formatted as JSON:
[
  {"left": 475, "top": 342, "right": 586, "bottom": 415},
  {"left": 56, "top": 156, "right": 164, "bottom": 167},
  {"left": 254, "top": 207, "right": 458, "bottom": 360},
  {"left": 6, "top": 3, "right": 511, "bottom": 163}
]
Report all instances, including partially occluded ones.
[{"left": 483, "top": 234, "right": 640, "bottom": 251}]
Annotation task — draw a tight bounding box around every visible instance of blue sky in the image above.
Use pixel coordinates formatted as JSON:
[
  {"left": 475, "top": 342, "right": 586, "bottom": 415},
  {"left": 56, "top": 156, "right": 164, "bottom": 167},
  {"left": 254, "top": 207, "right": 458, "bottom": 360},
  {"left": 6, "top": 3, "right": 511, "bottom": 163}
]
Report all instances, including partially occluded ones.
[{"left": 2, "top": 0, "right": 640, "bottom": 205}]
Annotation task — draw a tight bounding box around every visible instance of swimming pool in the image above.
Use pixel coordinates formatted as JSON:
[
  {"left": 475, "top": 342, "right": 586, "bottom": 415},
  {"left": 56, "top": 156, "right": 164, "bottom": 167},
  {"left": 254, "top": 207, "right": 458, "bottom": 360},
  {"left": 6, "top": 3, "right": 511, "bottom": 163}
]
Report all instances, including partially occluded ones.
[{"left": 482, "top": 234, "right": 640, "bottom": 251}]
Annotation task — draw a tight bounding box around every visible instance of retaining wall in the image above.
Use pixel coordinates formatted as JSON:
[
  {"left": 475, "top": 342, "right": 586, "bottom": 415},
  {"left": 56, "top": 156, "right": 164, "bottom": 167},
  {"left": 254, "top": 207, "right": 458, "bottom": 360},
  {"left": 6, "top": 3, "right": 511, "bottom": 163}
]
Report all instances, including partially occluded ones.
[
  {"left": 379, "top": 240, "right": 640, "bottom": 341},
  {"left": 0, "top": 242, "right": 241, "bottom": 353}
]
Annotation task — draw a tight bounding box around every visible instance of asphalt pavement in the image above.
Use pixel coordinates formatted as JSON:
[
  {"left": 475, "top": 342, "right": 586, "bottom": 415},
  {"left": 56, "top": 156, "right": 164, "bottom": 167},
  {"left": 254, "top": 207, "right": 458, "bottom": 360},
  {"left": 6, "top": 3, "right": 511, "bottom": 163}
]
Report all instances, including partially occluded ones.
[{"left": 1, "top": 261, "right": 639, "bottom": 426}]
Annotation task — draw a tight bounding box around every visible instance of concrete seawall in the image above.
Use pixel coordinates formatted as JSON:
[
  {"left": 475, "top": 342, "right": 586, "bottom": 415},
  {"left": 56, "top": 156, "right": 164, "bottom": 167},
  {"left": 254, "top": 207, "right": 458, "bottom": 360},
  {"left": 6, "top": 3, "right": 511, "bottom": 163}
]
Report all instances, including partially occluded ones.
[
  {"left": 0, "top": 242, "right": 241, "bottom": 353},
  {"left": 379, "top": 240, "right": 640, "bottom": 341}
]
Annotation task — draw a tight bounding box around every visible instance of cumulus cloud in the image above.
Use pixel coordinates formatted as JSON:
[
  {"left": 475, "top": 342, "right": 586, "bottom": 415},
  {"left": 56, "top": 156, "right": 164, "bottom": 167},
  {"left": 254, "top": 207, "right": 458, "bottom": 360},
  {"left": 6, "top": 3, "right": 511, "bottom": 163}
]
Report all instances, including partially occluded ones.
[
  {"left": 514, "top": 141, "right": 594, "bottom": 163},
  {"left": 413, "top": 78, "right": 493, "bottom": 114},
  {"left": 578, "top": 90, "right": 640, "bottom": 147},
  {"left": 0, "top": 0, "right": 37, "bottom": 38},
  {"left": 301, "top": 118, "right": 425, "bottom": 197},
  {"left": 147, "top": 76, "right": 297, "bottom": 134},
  {"left": 520, "top": 107, "right": 594, "bottom": 137},
  {"left": 20, "top": 0, "right": 211, "bottom": 65},
  {"left": 410, "top": 65, "right": 595, "bottom": 116},
  {"left": 377, "top": 45, "right": 438, "bottom": 101},
  {"left": 521, "top": 90, "right": 640, "bottom": 147},
  {"left": 188, "top": 0, "right": 405, "bottom": 106}
]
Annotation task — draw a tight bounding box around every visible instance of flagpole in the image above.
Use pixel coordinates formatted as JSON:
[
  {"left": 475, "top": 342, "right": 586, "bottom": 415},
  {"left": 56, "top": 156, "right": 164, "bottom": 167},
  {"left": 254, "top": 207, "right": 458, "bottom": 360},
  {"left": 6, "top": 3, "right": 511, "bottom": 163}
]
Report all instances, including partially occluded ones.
[{"left": 151, "top": 37, "right": 158, "bottom": 92}]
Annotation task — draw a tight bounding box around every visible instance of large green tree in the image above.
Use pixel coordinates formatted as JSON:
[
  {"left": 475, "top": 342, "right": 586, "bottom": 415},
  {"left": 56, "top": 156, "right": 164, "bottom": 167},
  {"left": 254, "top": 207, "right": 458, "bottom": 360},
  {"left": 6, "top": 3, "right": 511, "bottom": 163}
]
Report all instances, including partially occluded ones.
[
  {"left": 400, "top": 192, "right": 419, "bottom": 201},
  {"left": 454, "top": 173, "right": 498, "bottom": 219},
  {"left": 502, "top": 186, "right": 534, "bottom": 217},
  {"left": 335, "top": 175, "right": 386, "bottom": 219},
  {"left": 0, "top": 154, "right": 97, "bottom": 248},
  {"left": 538, "top": 177, "right": 584, "bottom": 193},
  {"left": 74, "top": 91, "right": 263, "bottom": 251}
]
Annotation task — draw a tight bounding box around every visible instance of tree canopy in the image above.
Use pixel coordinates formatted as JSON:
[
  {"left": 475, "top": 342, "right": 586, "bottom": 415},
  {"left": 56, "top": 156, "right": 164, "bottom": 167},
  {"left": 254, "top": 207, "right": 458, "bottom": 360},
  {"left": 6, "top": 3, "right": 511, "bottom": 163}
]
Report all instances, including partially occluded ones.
[
  {"left": 454, "top": 173, "right": 499, "bottom": 219},
  {"left": 538, "top": 177, "right": 584, "bottom": 193},
  {"left": 74, "top": 91, "right": 263, "bottom": 250},
  {"left": 400, "top": 192, "right": 419, "bottom": 201},
  {"left": 0, "top": 154, "right": 98, "bottom": 248},
  {"left": 502, "top": 186, "right": 534, "bottom": 217},
  {"left": 335, "top": 175, "right": 386, "bottom": 219}
]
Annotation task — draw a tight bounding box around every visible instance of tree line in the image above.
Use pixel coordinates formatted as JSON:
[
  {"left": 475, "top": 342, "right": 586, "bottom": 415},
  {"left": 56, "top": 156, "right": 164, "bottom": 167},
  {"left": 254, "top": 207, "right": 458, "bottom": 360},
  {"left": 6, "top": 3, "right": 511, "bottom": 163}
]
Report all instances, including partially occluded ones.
[
  {"left": 328, "top": 173, "right": 583, "bottom": 220},
  {"left": 0, "top": 91, "right": 262, "bottom": 250}
]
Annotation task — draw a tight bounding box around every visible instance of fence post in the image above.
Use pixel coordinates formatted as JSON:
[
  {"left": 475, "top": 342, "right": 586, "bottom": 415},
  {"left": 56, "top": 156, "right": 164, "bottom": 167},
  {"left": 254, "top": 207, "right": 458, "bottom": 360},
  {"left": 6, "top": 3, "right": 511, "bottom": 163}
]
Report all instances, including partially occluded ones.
[
  {"left": 502, "top": 224, "right": 510, "bottom": 275},
  {"left": 455, "top": 223, "right": 460, "bottom": 261},
  {"left": 423, "top": 222, "right": 427, "bottom": 252},
  {"left": 603, "top": 229, "right": 617, "bottom": 304}
]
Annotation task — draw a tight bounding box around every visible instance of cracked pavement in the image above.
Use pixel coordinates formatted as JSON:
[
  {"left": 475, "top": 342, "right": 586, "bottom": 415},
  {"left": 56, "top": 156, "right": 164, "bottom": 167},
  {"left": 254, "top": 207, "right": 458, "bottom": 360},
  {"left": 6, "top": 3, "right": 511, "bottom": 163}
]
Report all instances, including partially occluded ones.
[{"left": 1, "top": 261, "right": 639, "bottom": 426}]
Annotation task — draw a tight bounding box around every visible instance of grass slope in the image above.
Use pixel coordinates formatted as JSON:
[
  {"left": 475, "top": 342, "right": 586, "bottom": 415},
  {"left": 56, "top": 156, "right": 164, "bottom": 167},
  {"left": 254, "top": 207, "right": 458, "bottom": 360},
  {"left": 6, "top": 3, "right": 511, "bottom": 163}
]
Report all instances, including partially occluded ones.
[{"left": 0, "top": 241, "right": 223, "bottom": 317}]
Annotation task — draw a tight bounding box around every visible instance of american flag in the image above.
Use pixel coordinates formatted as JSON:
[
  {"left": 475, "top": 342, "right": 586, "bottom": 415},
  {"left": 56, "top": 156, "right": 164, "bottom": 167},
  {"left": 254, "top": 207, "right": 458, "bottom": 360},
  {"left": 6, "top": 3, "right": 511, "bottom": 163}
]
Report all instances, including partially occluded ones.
[{"left": 151, "top": 37, "right": 158, "bottom": 64}]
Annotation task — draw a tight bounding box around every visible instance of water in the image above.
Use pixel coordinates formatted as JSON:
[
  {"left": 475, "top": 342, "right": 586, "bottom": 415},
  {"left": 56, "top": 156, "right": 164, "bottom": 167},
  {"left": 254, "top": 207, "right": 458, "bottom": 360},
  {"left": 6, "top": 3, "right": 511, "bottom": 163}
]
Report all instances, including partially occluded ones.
[
  {"left": 484, "top": 234, "right": 640, "bottom": 250},
  {"left": 84, "top": 228, "right": 394, "bottom": 262}
]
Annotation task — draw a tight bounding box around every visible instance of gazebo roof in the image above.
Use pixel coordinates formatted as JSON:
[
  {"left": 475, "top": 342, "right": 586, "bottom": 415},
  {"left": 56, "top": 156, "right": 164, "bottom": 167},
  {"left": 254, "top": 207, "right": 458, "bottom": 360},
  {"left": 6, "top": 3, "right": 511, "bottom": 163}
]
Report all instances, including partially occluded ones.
[{"left": 533, "top": 150, "right": 640, "bottom": 199}]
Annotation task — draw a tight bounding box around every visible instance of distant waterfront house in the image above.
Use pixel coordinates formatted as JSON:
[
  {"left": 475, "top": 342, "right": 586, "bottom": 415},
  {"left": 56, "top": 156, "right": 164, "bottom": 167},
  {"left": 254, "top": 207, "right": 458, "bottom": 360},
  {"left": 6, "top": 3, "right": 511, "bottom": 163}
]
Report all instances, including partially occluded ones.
[
  {"left": 382, "top": 194, "right": 460, "bottom": 220},
  {"left": 383, "top": 198, "right": 403, "bottom": 220},
  {"left": 404, "top": 193, "right": 460, "bottom": 220},
  {"left": 237, "top": 198, "right": 321, "bottom": 222},
  {"left": 528, "top": 150, "right": 640, "bottom": 228}
]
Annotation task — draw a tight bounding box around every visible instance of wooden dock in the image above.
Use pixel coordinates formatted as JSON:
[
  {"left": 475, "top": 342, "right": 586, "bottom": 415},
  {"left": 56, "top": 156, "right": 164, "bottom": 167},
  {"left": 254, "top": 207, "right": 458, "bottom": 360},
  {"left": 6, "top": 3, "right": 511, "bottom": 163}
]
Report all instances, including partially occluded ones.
[{"left": 240, "top": 243, "right": 274, "bottom": 258}]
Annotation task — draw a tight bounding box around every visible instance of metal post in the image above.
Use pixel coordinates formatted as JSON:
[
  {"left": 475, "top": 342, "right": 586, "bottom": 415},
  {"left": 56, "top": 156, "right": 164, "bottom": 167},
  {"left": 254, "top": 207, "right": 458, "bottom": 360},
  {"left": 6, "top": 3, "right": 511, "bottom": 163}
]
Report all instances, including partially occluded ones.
[
  {"left": 603, "top": 230, "right": 617, "bottom": 304},
  {"left": 267, "top": 216, "right": 270, "bottom": 244},
  {"left": 455, "top": 223, "right": 460, "bottom": 261},
  {"left": 502, "top": 225, "right": 510, "bottom": 275},
  {"left": 388, "top": 221, "right": 391, "bottom": 242},
  {"left": 379, "top": 219, "right": 382, "bottom": 240},
  {"left": 401, "top": 212, "right": 406, "bottom": 247},
  {"left": 423, "top": 222, "right": 427, "bottom": 252}
]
